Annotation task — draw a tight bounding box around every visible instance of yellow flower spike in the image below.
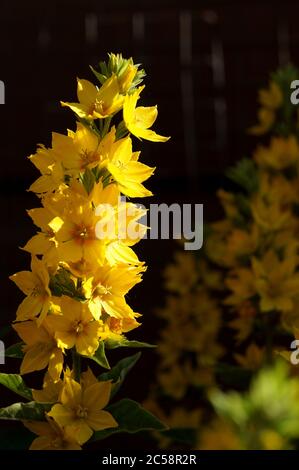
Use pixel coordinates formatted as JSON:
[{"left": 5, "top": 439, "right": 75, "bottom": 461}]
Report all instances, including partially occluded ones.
[
  {"left": 123, "top": 86, "right": 170, "bottom": 142},
  {"left": 48, "top": 375, "right": 118, "bottom": 445},
  {"left": 61, "top": 75, "right": 124, "bottom": 120},
  {"left": 46, "top": 296, "right": 105, "bottom": 356},
  {"left": 8, "top": 54, "right": 169, "bottom": 450},
  {"left": 10, "top": 256, "right": 52, "bottom": 325}
]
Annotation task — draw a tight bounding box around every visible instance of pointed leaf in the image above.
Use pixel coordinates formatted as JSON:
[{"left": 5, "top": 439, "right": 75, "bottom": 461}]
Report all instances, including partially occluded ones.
[
  {"left": 0, "top": 373, "right": 32, "bottom": 400},
  {"left": 5, "top": 342, "right": 24, "bottom": 359},
  {"left": 83, "top": 341, "right": 110, "bottom": 369},
  {"left": 99, "top": 352, "right": 141, "bottom": 398},
  {"left": 92, "top": 399, "right": 167, "bottom": 441},
  {"left": 105, "top": 338, "right": 156, "bottom": 350},
  {"left": 0, "top": 401, "right": 51, "bottom": 421}
]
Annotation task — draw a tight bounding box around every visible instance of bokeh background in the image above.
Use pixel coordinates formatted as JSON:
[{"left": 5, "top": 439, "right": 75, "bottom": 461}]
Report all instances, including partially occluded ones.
[{"left": 1, "top": 0, "right": 299, "bottom": 448}]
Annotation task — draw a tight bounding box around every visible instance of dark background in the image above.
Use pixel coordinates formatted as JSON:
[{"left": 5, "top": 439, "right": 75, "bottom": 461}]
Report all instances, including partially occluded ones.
[{"left": 1, "top": 0, "right": 299, "bottom": 448}]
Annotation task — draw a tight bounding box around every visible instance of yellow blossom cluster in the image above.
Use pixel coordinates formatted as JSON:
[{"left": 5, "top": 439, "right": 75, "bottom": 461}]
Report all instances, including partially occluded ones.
[
  {"left": 5, "top": 53, "right": 169, "bottom": 450},
  {"left": 147, "top": 65, "right": 299, "bottom": 450}
]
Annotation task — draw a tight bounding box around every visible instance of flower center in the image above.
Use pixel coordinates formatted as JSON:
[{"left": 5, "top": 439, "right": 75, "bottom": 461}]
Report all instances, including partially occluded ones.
[
  {"left": 72, "top": 320, "right": 84, "bottom": 334},
  {"left": 72, "top": 224, "right": 94, "bottom": 244},
  {"left": 76, "top": 405, "right": 88, "bottom": 419},
  {"left": 94, "top": 283, "right": 111, "bottom": 298},
  {"left": 80, "top": 149, "right": 99, "bottom": 169}
]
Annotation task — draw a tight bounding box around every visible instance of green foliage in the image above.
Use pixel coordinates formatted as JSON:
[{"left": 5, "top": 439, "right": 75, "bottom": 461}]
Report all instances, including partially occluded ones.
[
  {"left": 210, "top": 361, "right": 299, "bottom": 448},
  {"left": 0, "top": 401, "right": 51, "bottom": 421},
  {"left": 84, "top": 341, "right": 110, "bottom": 369},
  {"left": 105, "top": 338, "right": 156, "bottom": 349},
  {"left": 92, "top": 398, "right": 167, "bottom": 441},
  {"left": 49, "top": 268, "right": 84, "bottom": 300},
  {"left": 0, "top": 373, "right": 32, "bottom": 400},
  {"left": 99, "top": 352, "right": 141, "bottom": 398},
  {"left": 81, "top": 167, "right": 96, "bottom": 194},
  {"left": 91, "top": 52, "right": 146, "bottom": 91},
  {"left": 226, "top": 158, "right": 259, "bottom": 194},
  {"left": 5, "top": 342, "right": 24, "bottom": 359}
]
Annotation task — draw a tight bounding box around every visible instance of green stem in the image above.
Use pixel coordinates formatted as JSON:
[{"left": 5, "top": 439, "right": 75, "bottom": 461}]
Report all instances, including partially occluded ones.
[
  {"left": 101, "top": 116, "right": 112, "bottom": 138},
  {"left": 72, "top": 349, "right": 81, "bottom": 383}
]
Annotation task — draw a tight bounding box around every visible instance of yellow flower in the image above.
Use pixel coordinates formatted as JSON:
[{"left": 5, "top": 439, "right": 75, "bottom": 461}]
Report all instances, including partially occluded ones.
[
  {"left": 24, "top": 416, "right": 82, "bottom": 450},
  {"left": 248, "top": 108, "right": 275, "bottom": 136},
  {"left": 163, "top": 252, "right": 199, "bottom": 295},
  {"left": 32, "top": 372, "right": 63, "bottom": 403},
  {"left": 248, "top": 81, "right": 282, "bottom": 135},
  {"left": 22, "top": 207, "right": 56, "bottom": 256},
  {"left": 198, "top": 418, "right": 242, "bottom": 450},
  {"left": 254, "top": 136, "right": 299, "bottom": 170},
  {"left": 251, "top": 173, "right": 294, "bottom": 231},
  {"left": 49, "top": 203, "right": 107, "bottom": 265},
  {"left": 118, "top": 63, "right": 137, "bottom": 93},
  {"left": 225, "top": 268, "right": 256, "bottom": 306},
  {"left": 234, "top": 343, "right": 265, "bottom": 370},
  {"left": 61, "top": 76, "right": 123, "bottom": 120},
  {"left": 46, "top": 296, "right": 104, "bottom": 356},
  {"left": 123, "top": 86, "right": 169, "bottom": 142},
  {"left": 259, "top": 81, "right": 283, "bottom": 109},
  {"left": 83, "top": 264, "right": 144, "bottom": 320},
  {"left": 48, "top": 374, "right": 117, "bottom": 445},
  {"left": 252, "top": 249, "right": 299, "bottom": 312},
  {"left": 106, "top": 130, "right": 155, "bottom": 197},
  {"left": 13, "top": 319, "right": 64, "bottom": 382},
  {"left": 226, "top": 226, "right": 259, "bottom": 263},
  {"left": 229, "top": 300, "right": 257, "bottom": 343},
  {"left": 29, "top": 145, "right": 65, "bottom": 194},
  {"left": 52, "top": 123, "right": 108, "bottom": 173},
  {"left": 10, "top": 256, "right": 52, "bottom": 325}
]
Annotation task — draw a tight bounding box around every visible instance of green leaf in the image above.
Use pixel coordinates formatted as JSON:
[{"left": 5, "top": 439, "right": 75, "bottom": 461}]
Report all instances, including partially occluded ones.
[
  {"left": 99, "top": 352, "right": 141, "bottom": 398},
  {"left": 105, "top": 338, "right": 156, "bottom": 350},
  {"left": 92, "top": 399, "right": 167, "bottom": 441},
  {"left": 161, "top": 428, "right": 197, "bottom": 446},
  {"left": 0, "top": 427, "right": 34, "bottom": 450},
  {"left": 226, "top": 158, "right": 258, "bottom": 194},
  {"left": 81, "top": 168, "right": 95, "bottom": 194},
  {"left": 0, "top": 401, "right": 51, "bottom": 421},
  {"left": 0, "top": 373, "right": 32, "bottom": 400},
  {"left": 83, "top": 341, "right": 110, "bottom": 369},
  {"left": 5, "top": 342, "right": 24, "bottom": 359},
  {"left": 90, "top": 65, "right": 107, "bottom": 85}
]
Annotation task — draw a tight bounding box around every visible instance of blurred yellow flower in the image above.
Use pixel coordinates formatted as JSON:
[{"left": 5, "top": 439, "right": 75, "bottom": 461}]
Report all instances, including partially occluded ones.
[{"left": 254, "top": 136, "right": 299, "bottom": 170}]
